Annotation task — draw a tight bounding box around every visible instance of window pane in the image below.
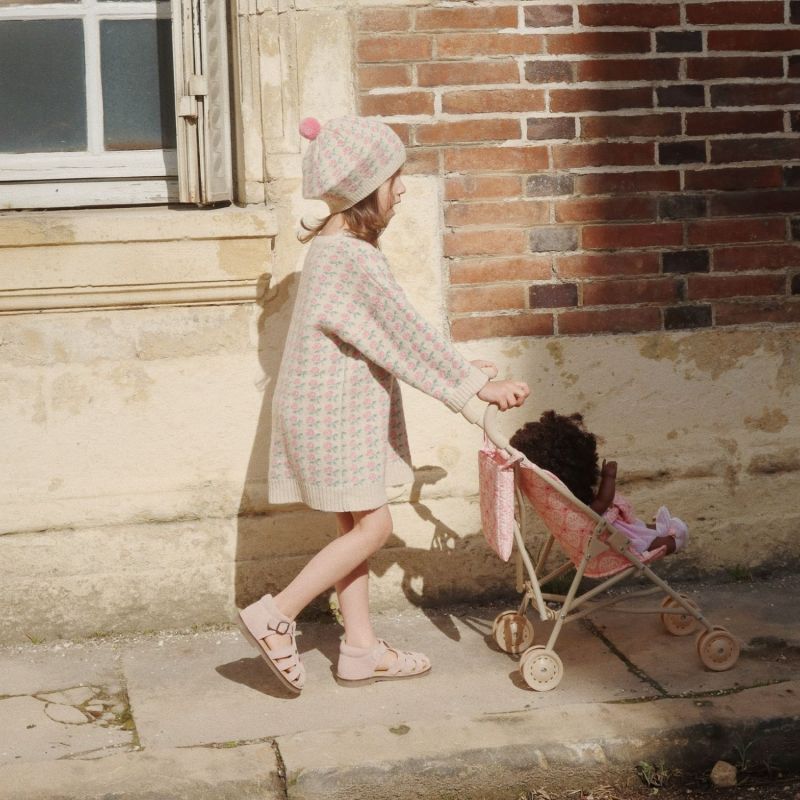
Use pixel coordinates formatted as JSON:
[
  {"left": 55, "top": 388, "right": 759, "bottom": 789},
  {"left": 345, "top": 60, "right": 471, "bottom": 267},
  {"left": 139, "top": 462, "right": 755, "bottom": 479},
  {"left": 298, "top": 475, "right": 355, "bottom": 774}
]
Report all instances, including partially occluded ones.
[
  {"left": 0, "top": 1, "right": 79, "bottom": 5},
  {"left": 0, "top": 19, "right": 87, "bottom": 153},
  {"left": 100, "top": 19, "right": 176, "bottom": 151}
]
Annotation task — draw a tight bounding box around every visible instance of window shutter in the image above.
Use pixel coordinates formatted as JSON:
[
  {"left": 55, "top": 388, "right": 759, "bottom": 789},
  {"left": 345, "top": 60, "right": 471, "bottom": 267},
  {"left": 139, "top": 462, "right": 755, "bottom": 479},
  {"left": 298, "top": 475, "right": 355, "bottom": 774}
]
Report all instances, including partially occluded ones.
[{"left": 171, "top": 0, "right": 233, "bottom": 205}]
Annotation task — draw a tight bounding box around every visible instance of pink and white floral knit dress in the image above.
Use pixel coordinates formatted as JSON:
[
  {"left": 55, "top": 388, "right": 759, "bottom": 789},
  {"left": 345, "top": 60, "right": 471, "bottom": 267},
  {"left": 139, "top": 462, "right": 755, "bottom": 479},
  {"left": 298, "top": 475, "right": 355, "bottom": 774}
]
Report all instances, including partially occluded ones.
[{"left": 268, "top": 234, "right": 488, "bottom": 513}]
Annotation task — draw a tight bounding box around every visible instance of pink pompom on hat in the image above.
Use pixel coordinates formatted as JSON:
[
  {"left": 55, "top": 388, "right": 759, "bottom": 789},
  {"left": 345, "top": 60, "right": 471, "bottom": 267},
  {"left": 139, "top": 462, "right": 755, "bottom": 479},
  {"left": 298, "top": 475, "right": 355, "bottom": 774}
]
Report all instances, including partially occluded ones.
[{"left": 299, "top": 116, "right": 406, "bottom": 213}]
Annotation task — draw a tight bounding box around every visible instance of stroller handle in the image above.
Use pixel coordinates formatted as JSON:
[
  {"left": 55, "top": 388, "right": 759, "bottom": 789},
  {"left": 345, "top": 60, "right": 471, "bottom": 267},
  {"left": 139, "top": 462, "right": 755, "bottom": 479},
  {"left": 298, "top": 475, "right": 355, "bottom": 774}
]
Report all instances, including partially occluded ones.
[{"left": 461, "top": 398, "right": 521, "bottom": 458}]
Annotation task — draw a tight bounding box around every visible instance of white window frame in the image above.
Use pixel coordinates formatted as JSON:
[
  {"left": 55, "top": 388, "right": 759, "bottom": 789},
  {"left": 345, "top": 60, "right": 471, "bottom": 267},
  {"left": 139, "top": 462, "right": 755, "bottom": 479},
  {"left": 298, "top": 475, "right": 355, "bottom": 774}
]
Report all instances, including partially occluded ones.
[{"left": 0, "top": 0, "right": 231, "bottom": 208}]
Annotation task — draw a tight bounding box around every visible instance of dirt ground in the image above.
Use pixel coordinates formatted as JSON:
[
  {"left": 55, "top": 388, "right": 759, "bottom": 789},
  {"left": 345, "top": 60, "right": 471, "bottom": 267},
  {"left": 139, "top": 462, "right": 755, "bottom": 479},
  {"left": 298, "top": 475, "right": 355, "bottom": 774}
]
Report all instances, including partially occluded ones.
[{"left": 516, "top": 774, "right": 800, "bottom": 800}]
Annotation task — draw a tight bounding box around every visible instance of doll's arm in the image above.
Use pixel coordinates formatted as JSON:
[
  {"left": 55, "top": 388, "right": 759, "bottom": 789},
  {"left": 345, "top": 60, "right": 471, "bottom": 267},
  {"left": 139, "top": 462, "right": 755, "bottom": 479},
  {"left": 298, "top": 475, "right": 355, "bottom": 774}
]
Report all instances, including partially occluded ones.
[{"left": 590, "top": 459, "right": 617, "bottom": 514}]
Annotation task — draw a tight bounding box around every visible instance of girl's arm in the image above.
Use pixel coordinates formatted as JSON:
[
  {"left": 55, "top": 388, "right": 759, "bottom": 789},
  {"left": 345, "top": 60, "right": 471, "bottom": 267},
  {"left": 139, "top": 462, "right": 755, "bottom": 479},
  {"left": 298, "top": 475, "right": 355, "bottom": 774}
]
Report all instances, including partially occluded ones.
[
  {"left": 590, "top": 459, "right": 617, "bottom": 514},
  {"left": 319, "top": 244, "right": 526, "bottom": 412}
]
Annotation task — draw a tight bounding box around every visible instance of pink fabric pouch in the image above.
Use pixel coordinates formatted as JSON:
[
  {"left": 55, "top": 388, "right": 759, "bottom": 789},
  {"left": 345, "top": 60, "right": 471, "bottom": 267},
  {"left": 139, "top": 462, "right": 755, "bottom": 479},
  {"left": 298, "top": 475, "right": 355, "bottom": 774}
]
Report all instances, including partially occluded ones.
[{"left": 478, "top": 439, "right": 520, "bottom": 562}]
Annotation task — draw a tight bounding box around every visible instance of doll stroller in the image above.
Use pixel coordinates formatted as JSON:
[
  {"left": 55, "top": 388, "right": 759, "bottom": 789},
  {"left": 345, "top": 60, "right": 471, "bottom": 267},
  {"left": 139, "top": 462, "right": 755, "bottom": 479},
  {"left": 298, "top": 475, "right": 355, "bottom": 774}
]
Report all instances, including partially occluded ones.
[{"left": 463, "top": 402, "right": 741, "bottom": 692}]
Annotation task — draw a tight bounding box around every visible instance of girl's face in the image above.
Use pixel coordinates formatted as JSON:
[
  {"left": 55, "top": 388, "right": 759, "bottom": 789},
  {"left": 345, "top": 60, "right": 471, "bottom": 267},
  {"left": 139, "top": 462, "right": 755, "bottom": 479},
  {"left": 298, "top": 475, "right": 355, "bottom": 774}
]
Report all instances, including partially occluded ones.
[{"left": 376, "top": 172, "right": 406, "bottom": 222}]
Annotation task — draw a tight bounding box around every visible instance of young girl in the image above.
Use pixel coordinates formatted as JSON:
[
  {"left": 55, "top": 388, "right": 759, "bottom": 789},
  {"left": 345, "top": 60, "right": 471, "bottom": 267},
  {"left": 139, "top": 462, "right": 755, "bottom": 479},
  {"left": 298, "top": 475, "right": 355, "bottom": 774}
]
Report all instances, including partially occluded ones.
[
  {"left": 238, "top": 116, "right": 530, "bottom": 694},
  {"left": 510, "top": 410, "right": 688, "bottom": 556}
]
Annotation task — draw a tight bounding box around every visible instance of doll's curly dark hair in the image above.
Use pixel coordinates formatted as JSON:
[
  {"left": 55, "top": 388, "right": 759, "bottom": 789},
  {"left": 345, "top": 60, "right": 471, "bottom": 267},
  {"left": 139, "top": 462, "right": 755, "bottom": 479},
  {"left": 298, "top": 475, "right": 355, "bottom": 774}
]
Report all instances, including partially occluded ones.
[{"left": 510, "top": 410, "right": 600, "bottom": 505}]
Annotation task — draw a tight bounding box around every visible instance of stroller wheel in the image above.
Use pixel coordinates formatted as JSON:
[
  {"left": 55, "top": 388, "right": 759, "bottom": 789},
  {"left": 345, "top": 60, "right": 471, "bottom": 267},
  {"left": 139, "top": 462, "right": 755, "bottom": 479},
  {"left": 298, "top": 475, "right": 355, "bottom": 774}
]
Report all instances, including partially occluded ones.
[
  {"left": 492, "top": 611, "right": 534, "bottom": 654},
  {"left": 520, "top": 646, "right": 563, "bottom": 692},
  {"left": 660, "top": 594, "right": 701, "bottom": 636},
  {"left": 697, "top": 627, "right": 740, "bottom": 672}
]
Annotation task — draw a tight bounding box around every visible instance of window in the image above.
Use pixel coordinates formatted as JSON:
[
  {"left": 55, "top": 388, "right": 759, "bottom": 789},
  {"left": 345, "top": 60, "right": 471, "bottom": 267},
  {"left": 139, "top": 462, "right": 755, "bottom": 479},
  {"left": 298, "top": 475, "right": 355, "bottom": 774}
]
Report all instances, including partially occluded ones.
[{"left": 0, "top": 0, "right": 231, "bottom": 208}]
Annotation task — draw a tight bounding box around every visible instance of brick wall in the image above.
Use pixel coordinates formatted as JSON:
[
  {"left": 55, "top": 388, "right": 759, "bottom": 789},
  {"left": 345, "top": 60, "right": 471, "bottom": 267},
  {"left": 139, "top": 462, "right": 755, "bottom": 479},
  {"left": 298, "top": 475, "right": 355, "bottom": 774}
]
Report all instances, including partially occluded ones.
[{"left": 355, "top": 1, "right": 800, "bottom": 340}]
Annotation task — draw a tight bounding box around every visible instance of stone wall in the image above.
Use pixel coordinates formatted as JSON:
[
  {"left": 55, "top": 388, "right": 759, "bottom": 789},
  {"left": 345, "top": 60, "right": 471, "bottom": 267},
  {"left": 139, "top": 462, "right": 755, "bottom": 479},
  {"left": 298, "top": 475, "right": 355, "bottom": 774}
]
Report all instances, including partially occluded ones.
[{"left": 1, "top": 0, "right": 798, "bottom": 644}]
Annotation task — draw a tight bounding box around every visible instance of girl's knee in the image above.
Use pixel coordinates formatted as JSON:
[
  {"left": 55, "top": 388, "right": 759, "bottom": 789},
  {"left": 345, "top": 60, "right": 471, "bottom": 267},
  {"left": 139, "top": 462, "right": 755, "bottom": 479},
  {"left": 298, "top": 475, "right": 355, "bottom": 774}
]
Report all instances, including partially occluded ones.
[{"left": 354, "top": 506, "right": 392, "bottom": 551}]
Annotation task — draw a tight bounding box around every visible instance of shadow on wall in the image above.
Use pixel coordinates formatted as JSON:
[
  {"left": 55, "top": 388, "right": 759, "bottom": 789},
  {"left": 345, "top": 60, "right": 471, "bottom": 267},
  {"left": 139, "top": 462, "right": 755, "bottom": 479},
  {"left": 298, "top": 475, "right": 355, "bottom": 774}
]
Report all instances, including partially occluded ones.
[{"left": 233, "top": 270, "right": 514, "bottom": 639}]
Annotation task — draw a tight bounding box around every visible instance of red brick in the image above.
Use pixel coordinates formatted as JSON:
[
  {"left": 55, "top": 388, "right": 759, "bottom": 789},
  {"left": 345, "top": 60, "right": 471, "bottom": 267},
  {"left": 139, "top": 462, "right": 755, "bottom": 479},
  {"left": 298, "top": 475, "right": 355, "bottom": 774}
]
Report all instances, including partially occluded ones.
[
  {"left": 436, "top": 33, "right": 544, "bottom": 58},
  {"left": 553, "top": 142, "right": 654, "bottom": 169},
  {"left": 527, "top": 117, "right": 576, "bottom": 140},
  {"left": 451, "top": 313, "right": 554, "bottom": 341},
  {"left": 357, "top": 35, "right": 432, "bottom": 63},
  {"left": 714, "top": 299, "right": 800, "bottom": 325},
  {"left": 714, "top": 244, "right": 800, "bottom": 271},
  {"left": 524, "top": 5, "right": 574, "bottom": 26},
  {"left": 686, "top": 110, "right": 784, "bottom": 136},
  {"left": 415, "top": 119, "right": 519, "bottom": 146},
  {"left": 687, "top": 1, "right": 784, "bottom": 25},
  {"left": 710, "top": 190, "right": 800, "bottom": 216},
  {"left": 576, "top": 58, "right": 679, "bottom": 83},
  {"left": 449, "top": 256, "right": 552, "bottom": 284},
  {"left": 557, "top": 251, "right": 661, "bottom": 277},
  {"left": 711, "top": 138, "right": 800, "bottom": 164},
  {"left": 530, "top": 282, "right": 579, "bottom": 308},
  {"left": 686, "top": 56, "right": 783, "bottom": 80},
  {"left": 558, "top": 307, "right": 661, "bottom": 334},
  {"left": 449, "top": 285, "right": 527, "bottom": 313},
  {"left": 442, "top": 88, "right": 546, "bottom": 114},
  {"left": 579, "top": 3, "right": 679, "bottom": 27},
  {"left": 417, "top": 61, "right": 519, "bottom": 87},
  {"left": 443, "top": 228, "right": 527, "bottom": 257},
  {"left": 403, "top": 148, "right": 440, "bottom": 175},
  {"left": 359, "top": 92, "right": 434, "bottom": 117},
  {"left": 688, "top": 217, "right": 786, "bottom": 245},
  {"left": 416, "top": 6, "right": 518, "bottom": 31},
  {"left": 582, "top": 223, "right": 683, "bottom": 249},
  {"left": 574, "top": 171, "right": 680, "bottom": 195},
  {"left": 387, "top": 122, "right": 410, "bottom": 145},
  {"left": 444, "top": 146, "right": 549, "bottom": 173},
  {"left": 711, "top": 83, "right": 800, "bottom": 106},
  {"left": 550, "top": 87, "right": 652, "bottom": 113},
  {"left": 547, "top": 32, "right": 651, "bottom": 55},
  {"left": 525, "top": 60, "right": 575, "bottom": 83},
  {"left": 555, "top": 196, "right": 656, "bottom": 223},
  {"left": 708, "top": 30, "right": 800, "bottom": 51},
  {"left": 445, "top": 175, "right": 524, "bottom": 201},
  {"left": 583, "top": 277, "right": 681, "bottom": 306},
  {"left": 687, "top": 274, "right": 786, "bottom": 300},
  {"left": 358, "top": 65, "right": 412, "bottom": 90},
  {"left": 581, "top": 113, "right": 681, "bottom": 140},
  {"left": 684, "top": 166, "right": 783, "bottom": 191},
  {"left": 445, "top": 199, "right": 549, "bottom": 227},
  {"left": 357, "top": 7, "right": 412, "bottom": 32}
]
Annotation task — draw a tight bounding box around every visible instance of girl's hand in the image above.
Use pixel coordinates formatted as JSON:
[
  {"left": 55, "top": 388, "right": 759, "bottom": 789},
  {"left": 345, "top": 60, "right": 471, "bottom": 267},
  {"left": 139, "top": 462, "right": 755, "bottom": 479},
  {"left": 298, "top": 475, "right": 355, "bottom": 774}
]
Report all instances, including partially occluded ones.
[
  {"left": 477, "top": 380, "right": 530, "bottom": 411},
  {"left": 470, "top": 359, "right": 499, "bottom": 379}
]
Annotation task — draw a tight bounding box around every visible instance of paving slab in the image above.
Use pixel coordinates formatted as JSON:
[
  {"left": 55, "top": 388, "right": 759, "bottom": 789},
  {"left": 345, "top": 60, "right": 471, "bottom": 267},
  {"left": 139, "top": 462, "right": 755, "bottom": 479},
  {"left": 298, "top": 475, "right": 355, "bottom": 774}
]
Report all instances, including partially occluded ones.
[
  {"left": 590, "top": 576, "right": 800, "bottom": 696},
  {"left": 122, "top": 605, "right": 652, "bottom": 750},
  {"left": 0, "top": 640, "right": 121, "bottom": 696},
  {"left": 0, "top": 640, "right": 134, "bottom": 766},
  {"left": 277, "top": 679, "right": 800, "bottom": 800},
  {"left": 0, "top": 743, "right": 283, "bottom": 800}
]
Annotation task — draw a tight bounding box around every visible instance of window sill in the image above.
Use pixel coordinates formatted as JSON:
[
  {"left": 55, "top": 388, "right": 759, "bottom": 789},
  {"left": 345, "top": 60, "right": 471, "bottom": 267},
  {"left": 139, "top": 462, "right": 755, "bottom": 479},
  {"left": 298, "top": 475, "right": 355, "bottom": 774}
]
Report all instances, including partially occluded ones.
[{"left": 0, "top": 205, "right": 277, "bottom": 314}]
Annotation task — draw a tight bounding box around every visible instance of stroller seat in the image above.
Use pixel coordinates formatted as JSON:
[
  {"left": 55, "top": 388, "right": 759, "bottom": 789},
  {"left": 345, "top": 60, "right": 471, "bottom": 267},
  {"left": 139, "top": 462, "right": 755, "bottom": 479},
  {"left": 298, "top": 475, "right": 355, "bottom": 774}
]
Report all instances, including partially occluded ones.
[
  {"left": 466, "top": 402, "right": 741, "bottom": 692},
  {"left": 516, "top": 463, "right": 667, "bottom": 580}
]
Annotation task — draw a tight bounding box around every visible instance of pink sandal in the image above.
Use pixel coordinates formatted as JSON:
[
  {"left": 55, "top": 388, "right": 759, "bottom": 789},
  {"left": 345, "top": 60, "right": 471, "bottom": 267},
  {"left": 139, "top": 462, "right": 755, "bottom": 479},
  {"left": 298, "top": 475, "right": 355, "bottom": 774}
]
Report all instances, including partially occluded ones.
[
  {"left": 336, "top": 638, "right": 431, "bottom": 687},
  {"left": 237, "top": 595, "right": 305, "bottom": 694}
]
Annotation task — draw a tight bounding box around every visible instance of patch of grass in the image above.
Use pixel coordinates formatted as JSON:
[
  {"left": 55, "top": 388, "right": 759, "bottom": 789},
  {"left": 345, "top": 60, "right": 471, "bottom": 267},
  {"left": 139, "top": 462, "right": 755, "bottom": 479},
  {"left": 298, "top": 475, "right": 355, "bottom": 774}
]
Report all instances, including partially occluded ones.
[
  {"left": 636, "top": 760, "right": 677, "bottom": 789},
  {"left": 727, "top": 564, "right": 753, "bottom": 582}
]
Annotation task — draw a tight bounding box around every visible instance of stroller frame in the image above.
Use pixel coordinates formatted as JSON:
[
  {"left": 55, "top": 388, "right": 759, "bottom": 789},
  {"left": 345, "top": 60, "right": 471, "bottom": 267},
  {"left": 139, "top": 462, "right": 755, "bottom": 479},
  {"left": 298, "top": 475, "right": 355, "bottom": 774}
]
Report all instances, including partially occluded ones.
[{"left": 465, "top": 402, "right": 741, "bottom": 691}]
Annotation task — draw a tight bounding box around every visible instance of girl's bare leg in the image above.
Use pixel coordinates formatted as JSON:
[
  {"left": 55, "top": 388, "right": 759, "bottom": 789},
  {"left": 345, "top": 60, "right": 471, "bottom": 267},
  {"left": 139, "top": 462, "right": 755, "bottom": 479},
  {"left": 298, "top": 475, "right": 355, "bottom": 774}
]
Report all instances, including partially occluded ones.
[
  {"left": 273, "top": 505, "right": 392, "bottom": 622},
  {"left": 333, "top": 512, "right": 377, "bottom": 649}
]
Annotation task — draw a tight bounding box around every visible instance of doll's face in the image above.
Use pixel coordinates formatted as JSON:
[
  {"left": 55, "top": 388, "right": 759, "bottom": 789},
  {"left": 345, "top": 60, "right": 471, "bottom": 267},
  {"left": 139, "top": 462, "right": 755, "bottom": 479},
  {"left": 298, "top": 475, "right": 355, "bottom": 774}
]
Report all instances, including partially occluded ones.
[{"left": 376, "top": 172, "right": 406, "bottom": 222}]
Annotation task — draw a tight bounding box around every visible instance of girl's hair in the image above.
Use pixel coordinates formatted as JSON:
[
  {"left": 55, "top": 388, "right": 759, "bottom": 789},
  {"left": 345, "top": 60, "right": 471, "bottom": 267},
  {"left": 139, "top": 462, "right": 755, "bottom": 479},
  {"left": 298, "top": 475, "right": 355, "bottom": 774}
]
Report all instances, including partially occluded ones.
[
  {"left": 510, "top": 410, "right": 600, "bottom": 505},
  {"left": 299, "top": 171, "right": 400, "bottom": 247}
]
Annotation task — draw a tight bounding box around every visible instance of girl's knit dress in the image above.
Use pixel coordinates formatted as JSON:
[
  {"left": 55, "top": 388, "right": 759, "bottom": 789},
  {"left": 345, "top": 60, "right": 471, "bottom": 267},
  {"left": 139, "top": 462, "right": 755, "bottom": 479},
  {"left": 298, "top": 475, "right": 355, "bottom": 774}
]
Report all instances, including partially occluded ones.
[{"left": 268, "top": 234, "right": 488, "bottom": 512}]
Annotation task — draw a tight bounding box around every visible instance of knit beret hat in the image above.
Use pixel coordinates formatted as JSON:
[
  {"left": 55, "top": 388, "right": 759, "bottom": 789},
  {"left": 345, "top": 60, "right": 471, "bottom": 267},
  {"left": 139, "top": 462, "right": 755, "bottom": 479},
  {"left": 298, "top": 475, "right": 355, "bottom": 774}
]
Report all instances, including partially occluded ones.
[{"left": 299, "top": 116, "right": 406, "bottom": 213}]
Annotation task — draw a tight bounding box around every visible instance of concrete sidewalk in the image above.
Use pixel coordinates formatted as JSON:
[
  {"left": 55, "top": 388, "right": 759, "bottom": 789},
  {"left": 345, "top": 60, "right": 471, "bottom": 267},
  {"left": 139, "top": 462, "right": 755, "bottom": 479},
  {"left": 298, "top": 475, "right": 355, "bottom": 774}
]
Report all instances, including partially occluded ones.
[{"left": 1, "top": 574, "right": 799, "bottom": 800}]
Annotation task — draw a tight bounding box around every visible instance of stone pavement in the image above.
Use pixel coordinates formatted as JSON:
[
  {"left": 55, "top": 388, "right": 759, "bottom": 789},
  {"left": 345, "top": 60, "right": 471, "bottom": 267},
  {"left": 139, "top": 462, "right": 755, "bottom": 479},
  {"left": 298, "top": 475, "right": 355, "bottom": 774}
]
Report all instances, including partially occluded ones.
[{"left": 1, "top": 574, "right": 799, "bottom": 800}]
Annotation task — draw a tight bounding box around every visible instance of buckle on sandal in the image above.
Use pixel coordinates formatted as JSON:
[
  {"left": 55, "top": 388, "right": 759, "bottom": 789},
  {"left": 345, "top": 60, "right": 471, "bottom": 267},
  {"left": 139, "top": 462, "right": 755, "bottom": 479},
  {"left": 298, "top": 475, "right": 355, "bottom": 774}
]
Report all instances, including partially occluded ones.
[{"left": 272, "top": 620, "right": 291, "bottom": 635}]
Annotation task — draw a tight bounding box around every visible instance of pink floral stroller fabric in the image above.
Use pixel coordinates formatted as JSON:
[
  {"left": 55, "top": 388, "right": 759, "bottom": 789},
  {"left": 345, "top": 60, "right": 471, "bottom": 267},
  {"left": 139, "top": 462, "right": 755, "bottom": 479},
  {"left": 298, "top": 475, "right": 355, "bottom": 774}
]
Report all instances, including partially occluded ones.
[{"left": 479, "top": 442, "right": 666, "bottom": 577}]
